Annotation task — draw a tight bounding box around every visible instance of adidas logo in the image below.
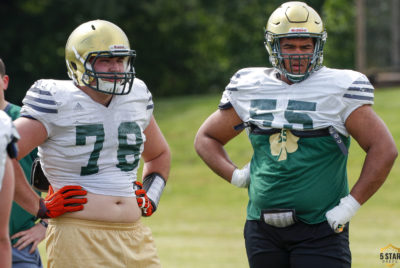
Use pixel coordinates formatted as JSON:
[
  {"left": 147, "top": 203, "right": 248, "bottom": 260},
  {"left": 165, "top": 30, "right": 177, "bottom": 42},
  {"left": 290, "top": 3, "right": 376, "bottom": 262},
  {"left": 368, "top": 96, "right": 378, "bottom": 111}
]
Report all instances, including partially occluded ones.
[{"left": 74, "top": 102, "right": 84, "bottom": 111}]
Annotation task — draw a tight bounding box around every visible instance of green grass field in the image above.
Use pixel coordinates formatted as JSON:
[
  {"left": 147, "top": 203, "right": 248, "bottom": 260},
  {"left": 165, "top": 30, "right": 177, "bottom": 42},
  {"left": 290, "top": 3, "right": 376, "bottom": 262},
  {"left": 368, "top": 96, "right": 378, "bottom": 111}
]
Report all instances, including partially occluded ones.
[{"left": 39, "top": 87, "right": 400, "bottom": 268}]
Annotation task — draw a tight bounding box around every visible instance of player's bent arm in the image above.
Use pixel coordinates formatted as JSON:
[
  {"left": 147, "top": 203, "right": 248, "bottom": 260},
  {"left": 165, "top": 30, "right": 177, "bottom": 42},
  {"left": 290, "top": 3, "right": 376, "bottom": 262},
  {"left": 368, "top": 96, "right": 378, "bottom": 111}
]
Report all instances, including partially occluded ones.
[
  {"left": 0, "top": 157, "right": 15, "bottom": 268},
  {"left": 13, "top": 117, "right": 48, "bottom": 160},
  {"left": 326, "top": 105, "right": 397, "bottom": 232},
  {"left": 194, "top": 107, "right": 244, "bottom": 182},
  {"left": 345, "top": 105, "right": 398, "bottom": 205},
  {"left": 141, "top": 116, "right": 171, "bottom": 180},
  {"left": 136, "top": 116, "right": 171, "bottom": 216}
]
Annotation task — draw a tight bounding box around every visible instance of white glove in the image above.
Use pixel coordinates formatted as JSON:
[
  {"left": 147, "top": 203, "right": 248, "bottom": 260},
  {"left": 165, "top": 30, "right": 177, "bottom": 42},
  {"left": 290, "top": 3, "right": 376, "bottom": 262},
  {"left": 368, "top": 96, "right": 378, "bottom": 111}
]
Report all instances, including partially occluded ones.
[
  {"left": 325, "top": 194, "right": 361, "bottom": 233},
  {"left": 231, "top": 163, "right": 250, "bottom": 188}
]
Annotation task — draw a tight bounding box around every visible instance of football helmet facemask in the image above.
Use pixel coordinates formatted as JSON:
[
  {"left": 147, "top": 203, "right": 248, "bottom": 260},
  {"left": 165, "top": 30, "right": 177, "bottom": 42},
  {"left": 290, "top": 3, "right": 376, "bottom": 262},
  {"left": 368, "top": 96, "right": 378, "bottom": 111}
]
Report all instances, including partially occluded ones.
[
  {"left": 265, "top": 1, "right": 327, "bottom": 83},
  {"left": 65, "top": 20, "right": 136, "bottom": 95}
]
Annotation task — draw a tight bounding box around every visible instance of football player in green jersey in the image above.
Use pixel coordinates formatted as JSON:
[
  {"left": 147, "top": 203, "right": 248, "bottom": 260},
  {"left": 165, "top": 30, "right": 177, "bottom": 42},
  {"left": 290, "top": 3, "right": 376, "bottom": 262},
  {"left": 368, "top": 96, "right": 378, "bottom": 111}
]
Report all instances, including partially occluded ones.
[{"left": 194, "top": 2, "right": 397, "bottom": 267}]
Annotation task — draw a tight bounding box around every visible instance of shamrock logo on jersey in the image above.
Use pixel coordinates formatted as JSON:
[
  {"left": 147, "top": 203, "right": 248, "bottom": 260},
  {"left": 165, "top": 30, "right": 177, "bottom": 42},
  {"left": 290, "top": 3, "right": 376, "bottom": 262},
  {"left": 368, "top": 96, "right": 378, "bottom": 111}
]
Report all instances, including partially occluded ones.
[{"left": 269, "top": 129, "right": 299, "bottom": 161}]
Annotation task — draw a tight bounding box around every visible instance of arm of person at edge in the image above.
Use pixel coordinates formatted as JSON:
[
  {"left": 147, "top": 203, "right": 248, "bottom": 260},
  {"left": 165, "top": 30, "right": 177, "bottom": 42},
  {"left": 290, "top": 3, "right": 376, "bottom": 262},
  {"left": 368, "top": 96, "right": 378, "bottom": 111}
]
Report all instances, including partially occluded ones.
[
  {"left": 141, "top": 116, "right": 171, "bottom": 182},
  {"left": 0, "top": 157, "right": 15, "bottom": 268},
  {"left": 10, "top": 129, "right": 47, "bottom": 253},
  {"left": 345, "top": 104, "right": 397, "bottom": 205},
  {"left": 194, "top": 107, "right": 244, "bottom": 183}
]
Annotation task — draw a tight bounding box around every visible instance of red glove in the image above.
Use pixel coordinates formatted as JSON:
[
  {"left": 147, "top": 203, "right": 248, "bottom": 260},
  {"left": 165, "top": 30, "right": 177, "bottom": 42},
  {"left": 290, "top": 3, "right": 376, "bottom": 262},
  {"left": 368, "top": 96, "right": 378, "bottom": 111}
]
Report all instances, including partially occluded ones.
[
  {"left": 37, "top": 185, "right": 88, "bottom": 219},
  {"left": 134, "top": 181, "right": 154, "bottom": 217}
]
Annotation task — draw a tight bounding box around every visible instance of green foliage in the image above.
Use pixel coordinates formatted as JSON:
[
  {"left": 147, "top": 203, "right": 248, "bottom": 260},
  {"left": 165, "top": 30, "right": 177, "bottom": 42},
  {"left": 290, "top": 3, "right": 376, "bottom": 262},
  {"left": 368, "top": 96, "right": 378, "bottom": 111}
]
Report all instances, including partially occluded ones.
[
  {"left": 0, "top": 0, "right": 372, "bottom": 105},
  {"left": 364, "top": 0, "right": 392, "bottom": 70},
  {"left": 124, "top": 0, "right": 274, "bottom": 96},
  {"left": 322, "top": 0, "right": 356, "bottom": 69}
]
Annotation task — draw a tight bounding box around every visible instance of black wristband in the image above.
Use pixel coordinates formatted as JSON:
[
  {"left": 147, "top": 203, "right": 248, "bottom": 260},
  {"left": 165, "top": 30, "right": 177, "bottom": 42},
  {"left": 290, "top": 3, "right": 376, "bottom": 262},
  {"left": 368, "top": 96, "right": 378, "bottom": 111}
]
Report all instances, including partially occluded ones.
[
  {"left": 39, "top": 219, "right": 48, "bottom": 228},
  {"left": 36, "top": 198, "right": 49, "bottom": 219}
]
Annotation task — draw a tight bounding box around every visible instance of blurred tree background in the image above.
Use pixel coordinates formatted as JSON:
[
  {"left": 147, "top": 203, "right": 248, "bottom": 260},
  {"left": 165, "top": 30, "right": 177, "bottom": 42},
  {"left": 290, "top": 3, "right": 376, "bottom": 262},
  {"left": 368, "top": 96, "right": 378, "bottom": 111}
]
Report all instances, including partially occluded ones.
[{"left": 0, "top": 0, "right": 396, "bottom": 104}]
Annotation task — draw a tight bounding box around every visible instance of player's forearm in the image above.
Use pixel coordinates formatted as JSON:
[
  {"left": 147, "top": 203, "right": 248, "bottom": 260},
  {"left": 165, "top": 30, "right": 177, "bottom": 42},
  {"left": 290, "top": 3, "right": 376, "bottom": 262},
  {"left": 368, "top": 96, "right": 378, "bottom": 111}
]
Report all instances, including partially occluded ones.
[
  {"left": 142, "top": 149, "right": 171, "bottom": 181},
  {"left": 350, "top": 141, "right": 397, "bottom": 205},
  {"left": 12, "top": 159, "right": 40, "bottom": 216},
  {"left": 194, "top": 134, "right": 236, "bottom": 182},
  {"left": 0, "top": 239, "right": 11, "bottom": 268}
]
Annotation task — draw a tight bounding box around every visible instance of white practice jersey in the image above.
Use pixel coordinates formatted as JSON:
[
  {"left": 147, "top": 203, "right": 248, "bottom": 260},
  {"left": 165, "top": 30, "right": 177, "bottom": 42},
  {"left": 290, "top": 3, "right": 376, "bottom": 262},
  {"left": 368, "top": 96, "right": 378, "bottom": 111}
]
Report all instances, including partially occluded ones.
[
  {"left": 0, "top": 111, "right": 19, "bottom": 190},
  {"left": 220, "top": 66, "right": 374, "bottom": 136},
  {"left": 21, "top": 78, "right": 153, "bottom": 197}
]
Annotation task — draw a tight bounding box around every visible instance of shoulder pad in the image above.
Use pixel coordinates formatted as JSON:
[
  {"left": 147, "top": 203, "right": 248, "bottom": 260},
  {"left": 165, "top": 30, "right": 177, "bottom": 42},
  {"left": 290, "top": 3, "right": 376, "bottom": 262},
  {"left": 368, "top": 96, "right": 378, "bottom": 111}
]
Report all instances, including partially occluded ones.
[
  {"left": 22, "top": 80, "right": 59, "bottom": 116},
  {"left": 226, "top": 67, "right": 277, "bottom": 92}
]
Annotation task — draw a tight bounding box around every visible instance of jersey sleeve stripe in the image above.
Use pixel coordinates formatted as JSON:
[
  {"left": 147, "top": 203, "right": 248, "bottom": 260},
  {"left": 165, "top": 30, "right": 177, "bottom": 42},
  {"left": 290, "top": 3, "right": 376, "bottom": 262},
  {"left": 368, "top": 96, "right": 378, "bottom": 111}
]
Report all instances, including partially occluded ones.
[
  {"left": 24, "top": 103, "right": 58, "bottom": 114},
  {"left": 218, "top": 101, "right": 233, "bottom": 110},
  {"left": 343, "top": 94, "right": 374, "bottom": 101},
  {"left": 226, "top": 87, "right": 238, "bottom": 91},
  {"left": 19, "top": 114, "right": 36, "bottom": 120},
  {"left": 344, "top": 76, "right": 374, "bottom": 101},
  {"left": 22, "top": 84, "right": 58, "bottom": 114},
  {"left": 352, "top": 80, "right": 372, "bottom": 85},
  {"left": 24, "top": 95, "right": 57, "bottom": 105},
  {"left": 146, "top": 104, "right": 154, "bottom": 110},
  {"left": 347, "top": 87, "right": 374, "bottom": 93},
  {"left": 30, "top": 87, "right": 53, "bottom": 96}
]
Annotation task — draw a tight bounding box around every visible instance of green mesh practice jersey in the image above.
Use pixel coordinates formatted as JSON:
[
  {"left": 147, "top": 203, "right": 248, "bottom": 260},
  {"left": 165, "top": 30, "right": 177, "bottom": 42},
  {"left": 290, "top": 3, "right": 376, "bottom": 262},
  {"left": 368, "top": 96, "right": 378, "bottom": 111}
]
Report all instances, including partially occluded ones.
[{"left": 220, "top": 67, "right": 374, "bottom": 224}]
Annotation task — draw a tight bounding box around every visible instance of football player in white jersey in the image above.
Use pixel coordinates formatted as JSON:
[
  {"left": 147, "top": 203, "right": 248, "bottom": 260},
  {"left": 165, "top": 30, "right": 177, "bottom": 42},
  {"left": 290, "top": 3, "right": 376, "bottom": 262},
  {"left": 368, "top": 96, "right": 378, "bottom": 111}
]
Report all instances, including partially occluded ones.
[
  {"left": 0, "top": 111, "right": 18, "bottom": 268},
  {"left": 13, "top": 20, "right": 170, "bottom": 268},
  {"left": 194, "top": 2, "right": 397, "bottom": 267}
]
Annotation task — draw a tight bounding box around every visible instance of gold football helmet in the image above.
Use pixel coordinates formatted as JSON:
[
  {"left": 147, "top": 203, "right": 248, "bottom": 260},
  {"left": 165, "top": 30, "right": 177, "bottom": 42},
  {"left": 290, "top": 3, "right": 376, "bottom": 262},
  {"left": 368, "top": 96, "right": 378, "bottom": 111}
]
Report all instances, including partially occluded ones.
[
  {"left": 265, "top": 1, "right": 327, "bottom": 83},
  {"left": 65, "top": 20, "right": 136, "bottom": 95}
]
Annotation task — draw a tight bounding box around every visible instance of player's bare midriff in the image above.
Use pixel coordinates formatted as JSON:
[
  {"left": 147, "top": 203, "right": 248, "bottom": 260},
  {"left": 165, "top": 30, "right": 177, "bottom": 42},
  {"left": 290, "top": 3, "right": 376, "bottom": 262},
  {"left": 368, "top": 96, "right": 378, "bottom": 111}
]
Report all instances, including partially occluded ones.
[{"left": 56, "top": 190, "right": 142, "bottom": 223}]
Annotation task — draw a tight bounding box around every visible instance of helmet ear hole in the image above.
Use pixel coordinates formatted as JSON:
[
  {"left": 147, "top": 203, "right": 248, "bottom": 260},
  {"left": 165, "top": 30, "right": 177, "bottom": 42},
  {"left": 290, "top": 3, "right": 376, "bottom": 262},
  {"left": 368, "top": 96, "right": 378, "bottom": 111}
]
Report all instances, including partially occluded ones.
[{"left": 70, "top": 61, "right": 77, "bottom": 70}]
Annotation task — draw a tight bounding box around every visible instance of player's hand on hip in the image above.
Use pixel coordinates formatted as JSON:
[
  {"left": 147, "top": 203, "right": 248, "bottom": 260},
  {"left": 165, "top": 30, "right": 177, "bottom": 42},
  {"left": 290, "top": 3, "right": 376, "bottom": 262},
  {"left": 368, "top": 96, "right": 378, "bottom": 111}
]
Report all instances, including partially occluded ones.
[
  {"left": 231, "top": 162, "right": 251, "bottom": 188},
  {"left": 325, "top": 194, "right": 360, "bottom": 233},
  {"left": 134, "top": 181, "right": 154, "bottom": 217},
  {"left": 37, "top": 185, "right": 88, "bottom": 219}
]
